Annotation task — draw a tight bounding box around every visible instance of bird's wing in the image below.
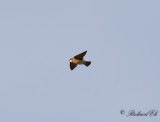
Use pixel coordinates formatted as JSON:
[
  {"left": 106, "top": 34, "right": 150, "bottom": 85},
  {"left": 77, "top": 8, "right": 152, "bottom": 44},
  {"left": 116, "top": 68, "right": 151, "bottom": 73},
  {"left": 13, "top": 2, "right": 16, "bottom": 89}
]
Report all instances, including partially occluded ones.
[
  {"left": 74, "top": 51, "right": 87, "bottom": 60},
  {"left": 70, "top": 62, "right": 77, "bottom": 70}
]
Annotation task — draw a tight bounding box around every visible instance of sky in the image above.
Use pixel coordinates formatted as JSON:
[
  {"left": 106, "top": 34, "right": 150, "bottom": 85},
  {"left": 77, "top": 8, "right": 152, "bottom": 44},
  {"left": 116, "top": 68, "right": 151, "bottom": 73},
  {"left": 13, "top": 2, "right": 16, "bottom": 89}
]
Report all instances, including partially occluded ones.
[{"left": 0, "top": 0, "right": 160, "bottom": 122}]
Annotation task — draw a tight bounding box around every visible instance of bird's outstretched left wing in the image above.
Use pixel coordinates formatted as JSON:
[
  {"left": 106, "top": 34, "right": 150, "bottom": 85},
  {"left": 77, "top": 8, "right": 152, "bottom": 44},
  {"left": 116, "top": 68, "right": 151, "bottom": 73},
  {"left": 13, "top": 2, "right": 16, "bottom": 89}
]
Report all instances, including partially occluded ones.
[
  {"left": 70, "top": 62, "right": 77, "bottom": 70},
  {"left": 74, "top": 51, "right": 87, "bottom": 60}
]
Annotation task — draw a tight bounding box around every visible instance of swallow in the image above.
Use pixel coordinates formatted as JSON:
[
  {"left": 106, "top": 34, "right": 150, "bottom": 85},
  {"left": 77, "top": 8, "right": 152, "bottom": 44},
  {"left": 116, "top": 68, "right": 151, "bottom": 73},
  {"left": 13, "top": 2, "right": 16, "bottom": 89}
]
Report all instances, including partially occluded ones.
[{"left": 69, "top": 51, "right": 91, "bottom": 70}]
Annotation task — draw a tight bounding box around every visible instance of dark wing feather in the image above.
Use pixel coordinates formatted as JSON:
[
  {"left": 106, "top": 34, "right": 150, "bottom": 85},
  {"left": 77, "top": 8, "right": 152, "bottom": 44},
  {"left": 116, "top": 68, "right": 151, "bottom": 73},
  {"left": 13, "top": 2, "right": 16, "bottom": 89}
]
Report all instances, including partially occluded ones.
[
  {"left": 74, "top": 51, "right": 87, "bottom": 60},
  {"left": 70, "top": 62, "right": 77, "bottom": 70}
]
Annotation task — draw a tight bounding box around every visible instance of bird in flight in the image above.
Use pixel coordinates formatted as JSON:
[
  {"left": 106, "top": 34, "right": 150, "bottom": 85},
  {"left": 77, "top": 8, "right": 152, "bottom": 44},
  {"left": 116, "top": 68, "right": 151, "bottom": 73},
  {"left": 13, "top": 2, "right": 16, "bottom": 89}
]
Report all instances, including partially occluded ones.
[{"left": 69, "top": 51, "right": 91, "bottom": 70}]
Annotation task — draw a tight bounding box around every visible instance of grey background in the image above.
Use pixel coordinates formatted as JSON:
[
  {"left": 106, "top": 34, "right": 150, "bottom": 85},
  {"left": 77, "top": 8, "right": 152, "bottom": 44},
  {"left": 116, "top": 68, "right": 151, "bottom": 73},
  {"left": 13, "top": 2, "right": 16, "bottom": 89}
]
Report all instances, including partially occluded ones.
[{"left": 0, "top": 0, "right": 160, "bottom": 122}]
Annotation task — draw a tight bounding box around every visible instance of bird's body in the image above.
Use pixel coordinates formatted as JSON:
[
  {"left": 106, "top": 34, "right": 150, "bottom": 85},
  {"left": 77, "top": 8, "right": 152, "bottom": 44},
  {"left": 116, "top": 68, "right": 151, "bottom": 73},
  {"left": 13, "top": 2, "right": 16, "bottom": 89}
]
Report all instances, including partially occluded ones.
[
  {"left": 69, "top": 51, "right": 91, "bottom": 70},
  {"left": 70, "top": 58, "right": 85, "bottom": 64}
]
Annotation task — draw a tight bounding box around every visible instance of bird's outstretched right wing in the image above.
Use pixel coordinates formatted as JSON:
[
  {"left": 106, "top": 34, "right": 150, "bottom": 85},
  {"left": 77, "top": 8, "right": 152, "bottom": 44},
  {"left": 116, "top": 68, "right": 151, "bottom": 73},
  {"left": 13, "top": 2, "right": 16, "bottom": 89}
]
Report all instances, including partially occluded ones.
[{"left": 74, "top": 51, "right": 87, "bottom": 60}]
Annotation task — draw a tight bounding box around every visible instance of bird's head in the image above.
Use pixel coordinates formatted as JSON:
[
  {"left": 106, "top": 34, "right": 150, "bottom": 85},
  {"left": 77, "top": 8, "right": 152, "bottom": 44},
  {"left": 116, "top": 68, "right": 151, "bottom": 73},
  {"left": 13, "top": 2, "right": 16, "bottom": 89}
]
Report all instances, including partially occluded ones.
[{"left": 69, "top": 58, "right": 73, "bottom": 62}]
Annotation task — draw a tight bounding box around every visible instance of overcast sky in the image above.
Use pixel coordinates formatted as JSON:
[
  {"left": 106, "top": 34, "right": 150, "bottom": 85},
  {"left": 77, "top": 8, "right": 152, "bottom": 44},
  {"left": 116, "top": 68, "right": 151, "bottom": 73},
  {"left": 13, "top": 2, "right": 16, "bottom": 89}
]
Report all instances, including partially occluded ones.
[{"left": 0, "top": 0, "right": 160, "bottom": 122}]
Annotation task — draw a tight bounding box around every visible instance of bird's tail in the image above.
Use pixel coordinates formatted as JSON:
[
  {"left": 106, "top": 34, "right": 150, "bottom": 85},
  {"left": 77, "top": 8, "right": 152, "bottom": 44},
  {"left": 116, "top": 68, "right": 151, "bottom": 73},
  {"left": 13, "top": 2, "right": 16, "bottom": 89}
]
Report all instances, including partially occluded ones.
[{"left": 84, "top": 61, "right": 91, "bottom": 66}]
